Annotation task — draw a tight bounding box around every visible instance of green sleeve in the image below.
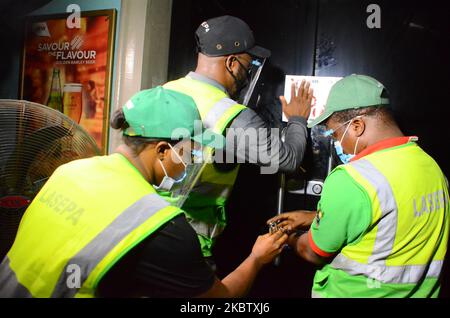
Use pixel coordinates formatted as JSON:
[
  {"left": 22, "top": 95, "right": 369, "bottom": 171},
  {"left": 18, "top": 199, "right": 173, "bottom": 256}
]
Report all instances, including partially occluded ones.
[{"left": 310, "top": 167, "right": 372, "bottom": 254}]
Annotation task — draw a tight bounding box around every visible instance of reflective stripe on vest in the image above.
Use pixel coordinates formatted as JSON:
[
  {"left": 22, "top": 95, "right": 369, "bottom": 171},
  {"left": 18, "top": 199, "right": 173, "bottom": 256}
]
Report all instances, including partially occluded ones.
[
  {"left": 204, "top": 97, "right": 238, "bottom": 131},
  {"left": 188, "top": 219, "right": 224, "bottom": 240},
  {"left": 0, "top": 257, "right": 32, "bottom": 298},
  {"left": 51, "top": 193, "right": 169, "bottom": 297},
  {"left": 351, "top": 159, "right": 398, "bottom": 264},
  {"left": 311, "top": 290, "right": 322, "bottom": 298},
  {"left": 330, "top": 157, "right": 446, "bottom": 285},
  {"left": 0, "top": 192, "right": 176, "bottom": 298},
  {"left": 330, "top": 254, "right": 443, "bottom": 284},
  {"left": 163, "top": 78, "right": 247, "bottom": 255}
]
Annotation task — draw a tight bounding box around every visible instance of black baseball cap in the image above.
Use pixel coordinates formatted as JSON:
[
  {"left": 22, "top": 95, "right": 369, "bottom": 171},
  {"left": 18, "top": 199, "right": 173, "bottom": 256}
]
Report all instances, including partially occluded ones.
[{"left": 195, "top": 15, "right": 271, "bottom": 59}]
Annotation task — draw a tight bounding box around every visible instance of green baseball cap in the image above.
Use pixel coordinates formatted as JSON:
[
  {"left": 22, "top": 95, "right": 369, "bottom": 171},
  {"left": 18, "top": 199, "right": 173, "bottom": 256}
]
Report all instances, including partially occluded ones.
[
  {"left": 122, "top": 86, "right": 225, "bottom": 149},
  {"left": 307, "top": 74, "right": 390, "bottom": 128}
]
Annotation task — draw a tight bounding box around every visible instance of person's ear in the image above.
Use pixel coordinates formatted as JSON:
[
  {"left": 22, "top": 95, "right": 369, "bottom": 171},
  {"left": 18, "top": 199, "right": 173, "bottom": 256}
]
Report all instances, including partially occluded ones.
[
  {"left": 352, "top": 117, "right": 366, "bottom": 137},
  {"left": 155, "top": 141, "right": 171, "bottom": 161},
  {"left": 225, "top": 55, "right": 237, "bottom": 73}
]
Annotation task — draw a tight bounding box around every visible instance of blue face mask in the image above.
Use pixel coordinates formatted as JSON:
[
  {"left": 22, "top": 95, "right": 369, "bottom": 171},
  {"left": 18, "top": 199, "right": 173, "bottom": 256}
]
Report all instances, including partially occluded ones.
[
  {"left": 324, "top": 118, "right": 361, "bottom": 164},
  {"left": 333, "top": 140, "right": 355, "bottom": 164}
]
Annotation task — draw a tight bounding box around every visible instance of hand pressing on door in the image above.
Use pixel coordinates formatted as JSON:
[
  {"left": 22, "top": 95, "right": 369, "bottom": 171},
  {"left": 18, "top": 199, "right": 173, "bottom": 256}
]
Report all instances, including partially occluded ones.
[{"left": 279, "top": 80, "right": 313, "bottom": 120}]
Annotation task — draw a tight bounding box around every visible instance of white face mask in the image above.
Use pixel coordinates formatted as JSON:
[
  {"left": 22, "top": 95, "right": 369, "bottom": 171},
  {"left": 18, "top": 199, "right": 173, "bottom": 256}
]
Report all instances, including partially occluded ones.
[{"left": 153, "top": 144, "right": 187, "bottom": 191}]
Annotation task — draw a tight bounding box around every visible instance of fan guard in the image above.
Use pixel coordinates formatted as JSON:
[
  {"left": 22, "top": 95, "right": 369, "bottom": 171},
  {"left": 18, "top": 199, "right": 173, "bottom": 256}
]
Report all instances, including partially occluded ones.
[{"left": 0, "top": 99, "right": 101, "bottom": 258}]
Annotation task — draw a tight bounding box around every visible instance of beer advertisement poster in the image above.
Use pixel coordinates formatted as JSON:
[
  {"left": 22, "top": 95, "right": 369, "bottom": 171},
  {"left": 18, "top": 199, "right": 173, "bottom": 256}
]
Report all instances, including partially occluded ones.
[{"left": 19, "top": 10, "right": 116, "bottom": 153}]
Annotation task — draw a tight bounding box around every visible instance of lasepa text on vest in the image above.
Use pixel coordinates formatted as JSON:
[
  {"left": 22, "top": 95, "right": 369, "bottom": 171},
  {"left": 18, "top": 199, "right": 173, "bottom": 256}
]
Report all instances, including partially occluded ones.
[
  {"left": 39, "top": 189, "right": 84, "bottom": 225},
  {"left": 413, "top": 189, "right": 448, "bottom": 217}
]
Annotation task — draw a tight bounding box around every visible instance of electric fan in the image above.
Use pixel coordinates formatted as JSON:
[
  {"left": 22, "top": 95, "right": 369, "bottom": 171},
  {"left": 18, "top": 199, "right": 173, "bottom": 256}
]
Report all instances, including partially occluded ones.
[{"left": 0, "top": 99, "right": 101, "bottom": 259}]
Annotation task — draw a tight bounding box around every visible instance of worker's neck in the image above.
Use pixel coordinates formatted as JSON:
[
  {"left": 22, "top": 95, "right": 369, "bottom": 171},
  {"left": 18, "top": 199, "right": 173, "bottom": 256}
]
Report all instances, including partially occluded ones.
[
  {"left": 195, "top": 53, "right": 230, "bottom": 92},
  {"left": 194, "top": 65, "right": 226, "bottom": 87},
  {"left": 116, "top": 145, "right": 153, "bottom": 184},
  {"left": 366, "top": 125, "right": 404, "bottom": 147}
]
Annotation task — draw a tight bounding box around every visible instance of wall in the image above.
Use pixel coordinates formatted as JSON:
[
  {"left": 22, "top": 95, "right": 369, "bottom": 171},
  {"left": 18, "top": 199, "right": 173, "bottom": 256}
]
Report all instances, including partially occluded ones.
[
  {"left": 108, "top": 0, "right": 173, "bottom": 152},
  {"left": 0, "top": 0, "right": 173, "bottom": 153}
]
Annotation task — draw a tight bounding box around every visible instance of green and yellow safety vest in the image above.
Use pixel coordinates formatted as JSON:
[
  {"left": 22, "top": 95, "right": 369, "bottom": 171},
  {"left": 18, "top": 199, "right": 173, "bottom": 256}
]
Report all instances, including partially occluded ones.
[
  {"left": 0, "top": 154, "right": 182, "bottom": 297},
  {"left": 164, "top": 75, "right": 246, "bottom": 256},
  {"left": 312, "top": 142, "right": 449, "bottom": 297}
]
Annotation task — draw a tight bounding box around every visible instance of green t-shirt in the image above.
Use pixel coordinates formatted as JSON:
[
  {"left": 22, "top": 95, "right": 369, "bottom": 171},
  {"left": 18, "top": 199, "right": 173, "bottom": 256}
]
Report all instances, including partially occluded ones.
[{"left": 310, "top": 167, "right": 372, "bottom": 255}]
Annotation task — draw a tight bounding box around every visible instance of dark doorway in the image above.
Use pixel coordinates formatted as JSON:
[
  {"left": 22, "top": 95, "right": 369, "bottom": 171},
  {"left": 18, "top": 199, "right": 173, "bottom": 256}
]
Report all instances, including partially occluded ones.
[{"left": 168, "top": 0, "right": 450, "bottom": 297}]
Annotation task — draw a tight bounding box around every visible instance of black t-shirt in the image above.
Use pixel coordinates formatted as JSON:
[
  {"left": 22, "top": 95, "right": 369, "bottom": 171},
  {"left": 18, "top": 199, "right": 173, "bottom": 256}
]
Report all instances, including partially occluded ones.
[{"left": 97, "top": 214, "right": 215, "bottom": 297}]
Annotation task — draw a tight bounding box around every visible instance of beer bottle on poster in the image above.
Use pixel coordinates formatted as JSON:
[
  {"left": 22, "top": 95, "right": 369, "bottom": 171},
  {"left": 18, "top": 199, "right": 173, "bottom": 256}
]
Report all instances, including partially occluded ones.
[{"left": 46, "top": 68, "right": 63, "bottom": 112}]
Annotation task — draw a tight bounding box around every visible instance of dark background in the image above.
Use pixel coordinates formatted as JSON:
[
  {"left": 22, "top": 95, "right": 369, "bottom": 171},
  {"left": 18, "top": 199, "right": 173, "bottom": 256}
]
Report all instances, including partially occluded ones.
[{"left": 168, "top": 0, "right": 450, "bottom": 297}]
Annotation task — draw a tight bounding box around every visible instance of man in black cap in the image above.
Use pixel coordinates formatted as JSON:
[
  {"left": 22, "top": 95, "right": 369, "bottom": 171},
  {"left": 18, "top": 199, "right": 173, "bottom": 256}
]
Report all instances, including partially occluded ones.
[{"left": 163, "top": 15, "right": 313, "bottom": 259}]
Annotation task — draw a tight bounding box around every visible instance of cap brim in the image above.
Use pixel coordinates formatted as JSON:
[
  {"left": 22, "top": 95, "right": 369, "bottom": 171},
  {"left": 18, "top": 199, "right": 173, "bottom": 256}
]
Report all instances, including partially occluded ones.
[
  {"left": 307, "top": 110, "right": 334, "bottom": 128},
  {"left": 246, "top": 45, "right": 271, "bottom": 58},
  {"left": 192, "top": 129, "right": 225, "bottom": 149}
]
